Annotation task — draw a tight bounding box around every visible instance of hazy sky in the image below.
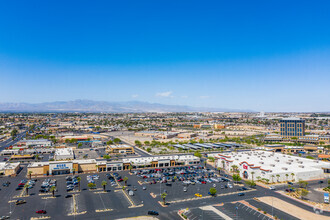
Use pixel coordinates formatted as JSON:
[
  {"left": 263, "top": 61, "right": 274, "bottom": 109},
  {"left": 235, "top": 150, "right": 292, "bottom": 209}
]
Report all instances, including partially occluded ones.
[{"left": 1, "top": 1, "right": 330, "bottom": 112}]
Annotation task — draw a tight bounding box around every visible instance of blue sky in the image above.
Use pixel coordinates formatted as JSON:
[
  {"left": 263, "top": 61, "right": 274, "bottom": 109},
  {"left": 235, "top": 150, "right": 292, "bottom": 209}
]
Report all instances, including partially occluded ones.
[{"left": 1, "top": 1, "right": 330, "bottom": 112}]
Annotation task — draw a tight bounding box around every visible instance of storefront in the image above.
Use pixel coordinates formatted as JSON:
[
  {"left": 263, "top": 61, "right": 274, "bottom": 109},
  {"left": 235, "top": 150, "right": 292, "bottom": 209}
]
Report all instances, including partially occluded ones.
[{"left": 49, "top": 162, "right": 73, "bottom": 175}]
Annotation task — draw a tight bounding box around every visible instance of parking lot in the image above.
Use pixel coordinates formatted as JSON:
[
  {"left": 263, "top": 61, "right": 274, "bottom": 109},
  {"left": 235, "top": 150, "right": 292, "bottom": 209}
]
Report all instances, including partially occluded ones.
[
  {"left": 129, "top": 166, "right": 255, "bottom": 203},
  {"left": 0, "top": 171, "right": 138, "bottom": 219}
]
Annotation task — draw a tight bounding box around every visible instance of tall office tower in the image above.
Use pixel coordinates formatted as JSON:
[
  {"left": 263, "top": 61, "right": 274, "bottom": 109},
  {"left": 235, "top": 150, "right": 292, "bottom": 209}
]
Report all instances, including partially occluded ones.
[{"left": 279, "top": 118, "right": 305, "bottom": 137}]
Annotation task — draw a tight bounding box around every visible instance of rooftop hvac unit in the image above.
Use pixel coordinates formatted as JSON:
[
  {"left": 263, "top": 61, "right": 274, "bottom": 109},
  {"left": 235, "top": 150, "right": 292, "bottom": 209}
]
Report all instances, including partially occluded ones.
[
  {"left": 286, "top": 162, "right": 291, "bottom": 165},
  {"left": 260, "top": 161, "right": 264, "bottom": 164},
  {"left": 298, "top": 161, "right": 303, "bottom": 164},
  {"left": 275, "top": 159, "right": 280, "bottom": 162},
  {"left": 298, "top": 165, "right": 304, "bottom": 168},
  {"left": 282, "top": 167, "right": 288, "bottom": 170},
  {"left": 270, "top": 164, "right": 275, "bottom": 167}
]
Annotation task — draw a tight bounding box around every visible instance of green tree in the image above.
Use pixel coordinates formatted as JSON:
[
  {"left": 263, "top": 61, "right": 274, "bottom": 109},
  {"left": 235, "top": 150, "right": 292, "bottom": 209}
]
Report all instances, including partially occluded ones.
[
  {"left": 28, "top": 171, "right": 33, "bottom": 179},
  {"left": 161, "top": 192, "right": 167, "bottom": 205},
  {"left": 194, "top": 152, "right": 202, "bottom": 158},
  {"left": 106, "top": 140, "right": 113, "bottom": 145},
  {"left": 77, "top": 177, "right": 81, "bottom": 191},
  {"left": 233, "top": 174, "right": 241, "bottom": 184},
  {"left": 50, "top": 185, "right": 56, "bottom": 197},
  {"left": 144, "top": 141, "right": 150, "bottom": 145},
  {"left": 135, "top": 140, "right": 142, "bottom": 147},
  {"left": 88, "top": 182, "right": 96, "bottom": 189},
  {"left": 217, "top": 167, "right": 222, "bottom": 175},
  {"left": 208, "top": 157, "right": 215, "bottom": 163},
  {"left": 11, "top": 128, "right": 18, "bottom": 139},
  {"left": 285, "top": 174, "right": 289, "bottom": 181},
  {"left": 209, "top": 187, "right": 217, "bottom": 196},
  {"left": 146, "top": 148, "right": 152, "bottom": 153},
  {"left": 128, "top": 164, "right": 133, "bottom": 172},
  {"left": 77, "top": 143, "right": 83, "bottom": 148},
  {"left": 276, "top": 174, "right": 280, "bottom": 182},
  {"left": 291, "top": 173, "right": 295, "bottom": 182},
  {"left": 24, "top": 183, "right": 30, "bottom": 195},
  {"left": 298, "top": 188, "right": 309, "bottom": 199},
  {"left": 101, "top": 180, "right": 107, "bottom": 192},
  {"left": 113, "top": 138, "right": 121, "bottom": 144},
  {"left": 271, "top": 175, "right": 275, "bottom": 183},
  {"left": 123, "top": 176, "right": 128, "bottom": 186},
  {"left": 251, "top": 172, "right": 255, "bottom": 182}
]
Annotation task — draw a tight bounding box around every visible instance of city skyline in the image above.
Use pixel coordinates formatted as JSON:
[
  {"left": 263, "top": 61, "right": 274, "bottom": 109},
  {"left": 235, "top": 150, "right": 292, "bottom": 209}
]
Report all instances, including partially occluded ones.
[{"left": 1, "top": 1, "right": 330, "bottom": 112}]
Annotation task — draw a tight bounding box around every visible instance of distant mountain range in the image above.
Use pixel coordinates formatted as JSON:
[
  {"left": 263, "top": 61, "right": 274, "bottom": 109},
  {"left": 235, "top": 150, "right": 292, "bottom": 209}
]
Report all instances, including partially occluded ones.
[{"left": 0, "top": 100, "right": 253, "bottom": 113}]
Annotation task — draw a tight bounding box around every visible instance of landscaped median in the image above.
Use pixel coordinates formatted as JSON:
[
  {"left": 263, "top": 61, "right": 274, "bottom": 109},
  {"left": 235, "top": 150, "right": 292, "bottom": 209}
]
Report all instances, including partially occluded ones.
[{"left": 164, "top": 189, "right": 256, "bottom": 204}]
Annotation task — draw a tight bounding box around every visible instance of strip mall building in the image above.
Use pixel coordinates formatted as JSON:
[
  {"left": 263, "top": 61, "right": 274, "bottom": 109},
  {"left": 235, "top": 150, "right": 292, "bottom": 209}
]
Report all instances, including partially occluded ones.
[{"left": 27, "top": 155, "right": 200, "bottom": 176}]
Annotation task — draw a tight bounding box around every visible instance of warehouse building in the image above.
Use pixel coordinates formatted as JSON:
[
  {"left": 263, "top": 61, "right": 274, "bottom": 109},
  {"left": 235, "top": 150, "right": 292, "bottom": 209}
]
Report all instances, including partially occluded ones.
[{"left": 211, "top": 150, "right": 330, "bottom": 182}]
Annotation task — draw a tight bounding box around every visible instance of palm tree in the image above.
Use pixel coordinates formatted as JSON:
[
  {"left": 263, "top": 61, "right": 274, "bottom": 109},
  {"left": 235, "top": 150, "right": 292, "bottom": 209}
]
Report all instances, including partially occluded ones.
[
  {"left": 123, "top": 176, "right": 128, "bottom": 186},
  {"left": 217, "top": 167, "right": 222, "bottom": 175},
  {"left": 128, "top": 164, "right": 133, "bottom": 173},
  {"left": 271, "top": 175, "right": 275, "bottom": 183},
  {"left": 285, "top": 174, "right": 289, "bottom": 181},
  {"left": 76, "top": 177, "right": 81, "bottom": 191},
  {"left": 72, "top": 168, "right": 75, "bottom": 175},
  {"left": 291, "top": 173, "right": 295, "bottom": 182},
  {"left": 256, "top": 176, "right": 261, "bottom": 182},
  {"left": 251, "top": 172, "right": 255, "bottom": 182},
  {"left": 28, "top": 171, "right": 33, "bottom": 180},
  {"left": 101, "top": 180, "right": 107, "bottom": 192},
  {"left": 231, "top": 165, "right": 238, "bottom": 173},
  {"left": 50, "top": 185, "right": 56, "bottom": 197},
  {"left": 24, "top": 183, "right": 30, "bottom": 196},
  {"left": 161, "top": 192, "right": 167, "bottom": 205},
  {"left": 276, "top": 174, "right": 280, "bottom": 182},
  {"left": 221, "top": 160, "right": 225, "bottom": 169}
]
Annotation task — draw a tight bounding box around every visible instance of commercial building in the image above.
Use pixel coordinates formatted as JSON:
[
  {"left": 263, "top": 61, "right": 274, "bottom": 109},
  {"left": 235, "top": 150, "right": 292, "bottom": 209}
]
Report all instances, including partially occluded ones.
[
  {"left": 26, "top": 154, "right": 200, "bottom": 176},
  {"left": 211, "top": 151, "right": 330, "bottom": 182},
  {"left": 20, "top": 139, "right": 53, "bottom": 147},
  {"left": 263, "top": 144, "right": 324, "bottom": 154},
  {"left": 106, "top": 145, "right": 135, "bottom": 155},
  {"left": 27, "top": 159, "right": 97, "bottom": 176},
  {"left": 54, "top": 148, "right": 74, "bottom": 160},
  {"left": 279, "top": 118, "right": 305, "bottom": 137},
  {"left": 0, "top": 162, "right": 21, "bottom": 176}
]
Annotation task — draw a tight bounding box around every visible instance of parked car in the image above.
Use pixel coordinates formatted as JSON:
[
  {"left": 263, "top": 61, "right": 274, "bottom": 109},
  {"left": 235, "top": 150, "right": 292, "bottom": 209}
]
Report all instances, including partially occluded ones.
[
  {"left": 148, "top": 211, "right": 159, "bottom": 215},
  {"left": 269, "top": 186, "right": 276, "bottom": 190},
  {"left": 195, "top": 193, "right": 202, "bottom": 197},
  {"left": 65, "top": 195, "right": 73, "bottom": 198},
  {"left": 36, "top": 210, "right": 47, "bottom": 214},
  {"left": 142, "top": 186, "right": 146, "bottom": 190},
  {"left": 238, "top": 193, "right": 245, "bottom": 196},
  {"left": 15, "top": 199, "right": 26, "bottom": 205}
]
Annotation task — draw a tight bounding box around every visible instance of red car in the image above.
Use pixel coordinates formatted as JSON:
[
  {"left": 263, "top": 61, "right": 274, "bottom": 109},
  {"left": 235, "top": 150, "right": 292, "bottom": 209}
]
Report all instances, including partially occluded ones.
[
  {"left": 36, "top": 210, "right": 47, "bottom": 214},
  {"left": 117, "top": 178, "right": 123, "bottom": 182}
]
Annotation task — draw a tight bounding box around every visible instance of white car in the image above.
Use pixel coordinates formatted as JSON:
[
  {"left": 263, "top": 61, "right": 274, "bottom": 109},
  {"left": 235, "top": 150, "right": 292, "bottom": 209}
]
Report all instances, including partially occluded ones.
[{"left": 269, "top": 186, "right": 276, "bottom": 190}]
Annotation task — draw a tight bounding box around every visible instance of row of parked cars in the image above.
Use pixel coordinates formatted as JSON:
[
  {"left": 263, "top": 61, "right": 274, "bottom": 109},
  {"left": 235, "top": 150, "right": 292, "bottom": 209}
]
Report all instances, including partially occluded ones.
[
  {"left": 40, "top": 178, "right": 56, "bottom": 193},
  {"left": 16, "top": 179, "right": 36, "bottom": 191},
  {"left": 106, "top": 173, "right": 117, "bottom": 186},
  {"left": 67, "top": 175, "right": 80, "bottom": 191}
]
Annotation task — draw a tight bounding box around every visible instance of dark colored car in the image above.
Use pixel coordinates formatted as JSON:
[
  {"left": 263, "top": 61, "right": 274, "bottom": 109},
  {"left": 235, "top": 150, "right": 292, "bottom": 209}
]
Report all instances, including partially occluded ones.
[
  {"left": 65, "top": 195, "right": 72, "bottom": 198},
  {"left": 148, "top": 211, "right": 159, "bottom": 215},
  {"left": 36, "top": 210, "right": 47, "bottom": 214},
  {"left": 15, "top": 199, "right": 26, "bottom": 205},
  {"left": 238, "top": 193, "right": 245, "bottom": 196},
  {"left": 165, "top": 183, "right": 172, "bottom": 186},
  {"left": 242, "top": 187, "right": 248, "bottom": 191}
]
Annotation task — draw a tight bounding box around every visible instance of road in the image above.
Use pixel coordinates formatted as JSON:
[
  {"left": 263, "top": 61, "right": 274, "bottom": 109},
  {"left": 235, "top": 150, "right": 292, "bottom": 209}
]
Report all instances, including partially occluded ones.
[{"left": 0, "top": 130, "right": 27, "bottom": 151}]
